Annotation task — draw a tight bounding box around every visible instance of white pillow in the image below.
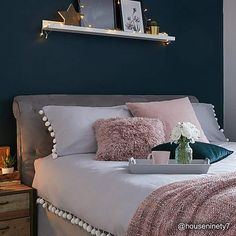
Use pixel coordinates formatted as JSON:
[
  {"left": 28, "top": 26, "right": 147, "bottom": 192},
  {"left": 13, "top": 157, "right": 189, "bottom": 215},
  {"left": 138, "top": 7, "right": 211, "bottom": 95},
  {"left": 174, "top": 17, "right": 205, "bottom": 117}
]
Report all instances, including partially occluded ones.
[
  {"left": 192, "top": 103, "right": 228, "bottom": 142},
  {"left": 39, "top": 105, "right": 131, "bottom": 158}
]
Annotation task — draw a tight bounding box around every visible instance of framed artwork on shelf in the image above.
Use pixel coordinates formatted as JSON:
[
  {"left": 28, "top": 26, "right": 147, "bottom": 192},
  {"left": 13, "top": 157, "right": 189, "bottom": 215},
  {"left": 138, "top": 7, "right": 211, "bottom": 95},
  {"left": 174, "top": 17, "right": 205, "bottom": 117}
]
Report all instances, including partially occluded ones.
[
  {"left": 78, "top": 0, "right": 117, "bottom": 29},
  {"left": 120, "top": 0, "right": 144, "bottom": 33}
]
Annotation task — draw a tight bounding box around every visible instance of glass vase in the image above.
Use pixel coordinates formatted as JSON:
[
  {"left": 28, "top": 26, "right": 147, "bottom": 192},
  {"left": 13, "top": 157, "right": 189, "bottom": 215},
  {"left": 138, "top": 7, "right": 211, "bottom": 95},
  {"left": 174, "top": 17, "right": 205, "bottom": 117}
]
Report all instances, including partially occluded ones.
[{"left": 175, "top": 141, "right": 193, "bottom": 164}]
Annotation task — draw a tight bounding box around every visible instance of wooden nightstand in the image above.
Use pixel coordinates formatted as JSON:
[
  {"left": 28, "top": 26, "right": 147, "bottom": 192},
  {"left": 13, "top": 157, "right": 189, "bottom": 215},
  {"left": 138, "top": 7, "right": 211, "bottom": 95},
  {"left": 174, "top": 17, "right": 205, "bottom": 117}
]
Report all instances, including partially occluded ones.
[{"left": 0, "top": 184, "right": 36, "bottom": 236}]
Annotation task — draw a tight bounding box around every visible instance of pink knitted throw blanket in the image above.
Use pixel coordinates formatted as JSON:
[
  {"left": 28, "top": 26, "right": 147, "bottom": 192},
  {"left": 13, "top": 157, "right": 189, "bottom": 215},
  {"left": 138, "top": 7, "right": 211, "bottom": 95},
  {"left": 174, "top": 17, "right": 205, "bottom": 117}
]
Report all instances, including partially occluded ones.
[{"left": 127, "top": 172, "right": 236, "bottom": 236}]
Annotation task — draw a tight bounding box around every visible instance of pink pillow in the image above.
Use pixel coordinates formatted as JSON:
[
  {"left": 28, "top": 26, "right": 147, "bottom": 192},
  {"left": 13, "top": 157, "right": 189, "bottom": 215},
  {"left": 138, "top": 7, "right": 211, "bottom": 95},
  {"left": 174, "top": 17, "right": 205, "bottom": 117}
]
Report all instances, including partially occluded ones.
[
  {"left": 94, "top": 117, "right": 165, "bottom": 161},
  {"left": 127, "top": 97, "right": 209, "bottom": 143}
]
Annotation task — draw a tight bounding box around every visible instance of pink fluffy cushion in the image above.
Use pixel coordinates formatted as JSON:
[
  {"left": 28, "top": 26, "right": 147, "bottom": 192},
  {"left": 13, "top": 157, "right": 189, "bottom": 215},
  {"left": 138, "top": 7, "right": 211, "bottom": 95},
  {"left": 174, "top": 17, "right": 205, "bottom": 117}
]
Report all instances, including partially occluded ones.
[
  {"left": 94, "top": 117, "right": 165, "bottom": 161},
  {"left": 127, "top": 97, "right": 209, "bottom": 143}
]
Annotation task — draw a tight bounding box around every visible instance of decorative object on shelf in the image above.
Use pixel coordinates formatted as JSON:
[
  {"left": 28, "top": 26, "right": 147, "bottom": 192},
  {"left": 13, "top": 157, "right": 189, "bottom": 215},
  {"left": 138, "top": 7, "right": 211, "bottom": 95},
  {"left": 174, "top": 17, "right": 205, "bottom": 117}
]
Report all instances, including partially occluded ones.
[
  {"left": 143, "top": 8, "right": 151, "bottom": 33},
  {"left": 120, "top": 0, "right": 144, "bottom": 33},
  {"left": 0, "top": 146, "right": 10, "bottom": 168},
  {"left": 40, "top": 2, "right": 175, "bottom": 43},
  {"left": 150, "top": 20, "right": 159, "bottom": 35},
  {"left": 58, "top": 4, "right": 81, "bottom": 26},
  {"left": 78, "top": 0, "right": 116, "bottom": 29},
  {"left": 145, "top": 19, "right": 151, "bottom": 34},
  {"left": 1, "top": 153, "right": 16, "bottom": 174},
  {"left": 170, "top": 122, "right": 200, "bottom": 164}
]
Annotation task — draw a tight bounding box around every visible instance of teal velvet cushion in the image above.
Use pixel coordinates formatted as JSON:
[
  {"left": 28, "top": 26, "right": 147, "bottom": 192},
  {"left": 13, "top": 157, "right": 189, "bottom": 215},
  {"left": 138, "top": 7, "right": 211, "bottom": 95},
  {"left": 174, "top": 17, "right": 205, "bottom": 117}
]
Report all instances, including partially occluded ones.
[{"left": 152, "top": 142, "right": 233, "bottom": 164}]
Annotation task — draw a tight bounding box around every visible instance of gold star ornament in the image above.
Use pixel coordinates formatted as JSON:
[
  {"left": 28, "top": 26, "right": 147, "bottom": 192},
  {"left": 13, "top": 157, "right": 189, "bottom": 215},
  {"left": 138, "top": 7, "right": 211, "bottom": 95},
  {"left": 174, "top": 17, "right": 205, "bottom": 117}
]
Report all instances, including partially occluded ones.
[{"left": 58, "top": 4, "right": 81, "bottom": 26}]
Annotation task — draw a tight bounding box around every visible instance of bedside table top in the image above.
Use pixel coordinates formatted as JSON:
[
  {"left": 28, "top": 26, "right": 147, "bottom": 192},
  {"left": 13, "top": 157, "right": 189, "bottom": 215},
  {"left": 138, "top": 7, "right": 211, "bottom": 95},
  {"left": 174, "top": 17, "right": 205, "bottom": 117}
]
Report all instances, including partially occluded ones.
[{"left": 0, "top": 184, "right": 32, "bottom": 196}]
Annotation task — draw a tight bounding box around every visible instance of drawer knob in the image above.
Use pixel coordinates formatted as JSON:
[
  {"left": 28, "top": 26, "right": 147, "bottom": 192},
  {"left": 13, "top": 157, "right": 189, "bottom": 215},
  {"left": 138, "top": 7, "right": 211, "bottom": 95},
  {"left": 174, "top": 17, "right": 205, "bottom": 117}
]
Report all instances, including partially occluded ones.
[
  {"left": 0, "top": 226, "right": 10, "bottom": 231},
  {"left": 0, "top": 201, "right": 9, "bottom": 205}
]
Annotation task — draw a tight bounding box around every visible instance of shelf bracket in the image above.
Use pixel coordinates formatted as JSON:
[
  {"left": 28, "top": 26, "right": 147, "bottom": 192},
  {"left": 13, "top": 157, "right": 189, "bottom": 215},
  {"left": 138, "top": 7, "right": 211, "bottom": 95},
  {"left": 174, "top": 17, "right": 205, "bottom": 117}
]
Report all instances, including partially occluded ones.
[{"left": 40, "top": 29, "right": 49, "bottom": 39}]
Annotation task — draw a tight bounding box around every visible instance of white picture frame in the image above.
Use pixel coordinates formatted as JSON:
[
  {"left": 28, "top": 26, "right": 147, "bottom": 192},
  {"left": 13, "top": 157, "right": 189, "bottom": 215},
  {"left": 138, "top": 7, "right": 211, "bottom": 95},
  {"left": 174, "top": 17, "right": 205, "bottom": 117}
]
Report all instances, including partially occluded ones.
[{"left": 120, "top": 0, "right": 144, "bottom": 33}]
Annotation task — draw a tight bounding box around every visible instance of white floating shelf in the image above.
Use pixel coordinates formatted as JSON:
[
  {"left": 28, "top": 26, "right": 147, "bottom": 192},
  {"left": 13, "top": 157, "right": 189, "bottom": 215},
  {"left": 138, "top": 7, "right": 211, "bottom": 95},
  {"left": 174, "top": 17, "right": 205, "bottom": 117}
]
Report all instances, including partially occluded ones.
[{"left": 41, "top": 20, "right": 175, "bottom": 42}]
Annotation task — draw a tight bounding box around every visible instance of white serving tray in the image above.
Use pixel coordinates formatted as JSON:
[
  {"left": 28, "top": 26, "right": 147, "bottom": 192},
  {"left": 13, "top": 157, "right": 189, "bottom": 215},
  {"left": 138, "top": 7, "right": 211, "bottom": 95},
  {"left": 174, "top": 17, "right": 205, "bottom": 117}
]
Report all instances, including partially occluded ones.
[{"left": 128, "top": 158, "right": 210, "bottom": 174}]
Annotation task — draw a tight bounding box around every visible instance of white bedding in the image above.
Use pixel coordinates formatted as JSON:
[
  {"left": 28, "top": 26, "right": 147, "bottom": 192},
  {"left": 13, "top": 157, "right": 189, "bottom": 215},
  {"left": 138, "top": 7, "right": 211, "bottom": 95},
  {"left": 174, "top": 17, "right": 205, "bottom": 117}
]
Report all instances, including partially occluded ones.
[{"left": 33, "top": 142, "right": 236, "bottom": 236}]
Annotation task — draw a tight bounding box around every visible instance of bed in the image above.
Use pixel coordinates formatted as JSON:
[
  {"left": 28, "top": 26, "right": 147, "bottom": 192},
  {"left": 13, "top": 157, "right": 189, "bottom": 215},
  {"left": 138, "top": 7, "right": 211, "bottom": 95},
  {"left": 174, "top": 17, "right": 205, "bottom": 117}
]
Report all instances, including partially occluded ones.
[{"left": 13, "top": 95, "right": 235, "bottom": 236}]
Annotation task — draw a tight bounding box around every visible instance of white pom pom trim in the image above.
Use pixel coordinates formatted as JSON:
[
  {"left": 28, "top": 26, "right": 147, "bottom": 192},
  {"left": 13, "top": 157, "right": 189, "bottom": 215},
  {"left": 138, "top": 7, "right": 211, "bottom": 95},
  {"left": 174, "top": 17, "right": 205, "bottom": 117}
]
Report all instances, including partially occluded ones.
[
  {"left": 38, "top": 198, "right": 44, "bottom": 204},
  {"left": 83, "top": 223, "right": 88, "bottom": 230},
  {"left": 212, "top": 108, "right": 222, "bottom": 132},
  {"left": 39, "top": 108, "right": 58, "bottom": 160},
  {"left": 214, "top": 113, "right": 227, "bottom": 141},
  {"left": 74, "top": 218, "right": 79, "bottom": 225},
  {"left": 51, "top": 207, "right": 56, "bottom": 213},
  {"left": 52, "top": 153, "right": 58, "bottom": 159},
  {"left": 87, "top": 225, "right": 92, "bottom": 232},
  {"left": 55, "top": 209, "right": 59, "bottom": 215},
  {"left": 45, "top": 121, "right": 51, "bottom": 127},
  {"left": 96, "top": 230, "right": 101, "bottom": 236},
  {"left": 48, "top": 205, "right": 53, "bottom": 211},
  {"left": 58, "top": 211, "right": 63, "bottom": 217},
  {"left": 67, "top": 214, "right": 72, "bottom": 220},
  {"left": 36, "top": 196, "right": 112, "bottom": 236},
  {"left": 62, "top": 212, "right": 67, "bottom": 219}
]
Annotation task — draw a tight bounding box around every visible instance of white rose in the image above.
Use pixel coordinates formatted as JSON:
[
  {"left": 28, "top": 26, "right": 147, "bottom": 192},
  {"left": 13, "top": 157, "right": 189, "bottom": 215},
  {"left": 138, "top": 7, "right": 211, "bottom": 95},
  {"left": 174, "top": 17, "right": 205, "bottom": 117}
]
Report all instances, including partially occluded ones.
[
  {"left": 192, "top": 128, "right": 200, "bottom": 140},
  {"left": 171, "top": 122, "right": 200, "bottom": 143},
  {"left": 181, "top": 123, "right": 192, "bottom": 139},
  {"left": 170, "top": 126, "right": 181, "bottom": 142}
]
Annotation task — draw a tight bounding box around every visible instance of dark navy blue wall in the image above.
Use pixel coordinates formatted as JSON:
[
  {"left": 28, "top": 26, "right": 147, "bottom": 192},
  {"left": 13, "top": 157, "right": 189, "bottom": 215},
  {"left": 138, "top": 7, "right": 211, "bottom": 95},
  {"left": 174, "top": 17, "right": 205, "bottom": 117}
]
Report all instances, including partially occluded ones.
[{"left": 0, "top": 0, "right": 223, "bottom": 151}]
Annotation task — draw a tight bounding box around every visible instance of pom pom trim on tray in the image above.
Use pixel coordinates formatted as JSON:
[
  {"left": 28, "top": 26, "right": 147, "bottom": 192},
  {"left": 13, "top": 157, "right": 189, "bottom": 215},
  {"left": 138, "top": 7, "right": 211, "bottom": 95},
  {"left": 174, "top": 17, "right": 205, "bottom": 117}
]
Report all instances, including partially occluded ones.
[
  {"left": 39, "top": 109, "right": 58, "bottom": 159},
  {"left": 212, "top": 105, "right": 230, "bottom": 142},
  {"left": 36, "top": 197, "right": 112, "bottom": 236}
]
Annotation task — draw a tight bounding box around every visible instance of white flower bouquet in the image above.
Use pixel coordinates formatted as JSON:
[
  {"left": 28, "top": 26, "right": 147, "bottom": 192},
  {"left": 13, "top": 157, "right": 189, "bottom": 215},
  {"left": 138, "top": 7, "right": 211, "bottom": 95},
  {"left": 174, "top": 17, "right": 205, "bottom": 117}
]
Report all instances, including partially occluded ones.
[
  {"left": 170, "top": 122, "right": 200, "bottom": 144},
  {"left": 171, "top": 122, "right": 200, "bottom": 164}
]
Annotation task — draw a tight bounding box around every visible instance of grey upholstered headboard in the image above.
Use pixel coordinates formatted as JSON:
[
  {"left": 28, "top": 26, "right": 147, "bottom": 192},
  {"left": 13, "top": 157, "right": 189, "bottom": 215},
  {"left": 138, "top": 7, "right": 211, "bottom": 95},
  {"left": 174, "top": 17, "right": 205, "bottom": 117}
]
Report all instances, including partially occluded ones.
[{"left": 13, "top": 95, "right": 199, "bottom": 186}]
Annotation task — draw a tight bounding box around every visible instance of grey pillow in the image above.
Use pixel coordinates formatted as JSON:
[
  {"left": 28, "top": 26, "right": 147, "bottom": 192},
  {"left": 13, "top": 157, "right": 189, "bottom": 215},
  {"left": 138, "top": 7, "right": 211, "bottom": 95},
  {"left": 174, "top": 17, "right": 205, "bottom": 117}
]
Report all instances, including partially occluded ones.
[
  {"left": 192, "top": 103, "right": 227, "bottom": 142},
  {"left": 39, "top": 105, "right": 131, "bottom": 158}
]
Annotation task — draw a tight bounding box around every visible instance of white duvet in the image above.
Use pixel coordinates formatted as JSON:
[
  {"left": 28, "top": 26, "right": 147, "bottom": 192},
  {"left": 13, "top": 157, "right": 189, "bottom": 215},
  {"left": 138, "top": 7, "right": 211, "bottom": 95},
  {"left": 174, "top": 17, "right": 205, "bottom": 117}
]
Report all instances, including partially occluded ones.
[{"left": 33, "top": 142, "right": 236, "bottom": 236}]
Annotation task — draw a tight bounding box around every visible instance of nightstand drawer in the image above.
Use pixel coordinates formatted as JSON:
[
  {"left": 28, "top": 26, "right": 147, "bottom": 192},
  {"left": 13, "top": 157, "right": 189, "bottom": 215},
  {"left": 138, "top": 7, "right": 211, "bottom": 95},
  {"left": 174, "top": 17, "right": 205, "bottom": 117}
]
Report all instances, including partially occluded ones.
[
  {"left": 0, "top": 217, "right": 30, "bottom": 236},
  {"left": 0, "top": 193, "right": 29, "bottom": 221}
]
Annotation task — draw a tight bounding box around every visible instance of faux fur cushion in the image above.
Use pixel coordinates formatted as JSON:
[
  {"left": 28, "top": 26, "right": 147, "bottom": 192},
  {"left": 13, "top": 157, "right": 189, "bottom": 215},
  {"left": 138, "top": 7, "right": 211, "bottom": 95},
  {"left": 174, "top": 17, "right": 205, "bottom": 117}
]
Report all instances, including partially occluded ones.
[{"left": 94, "top": 117, "right": 165, "bottom": 161}]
